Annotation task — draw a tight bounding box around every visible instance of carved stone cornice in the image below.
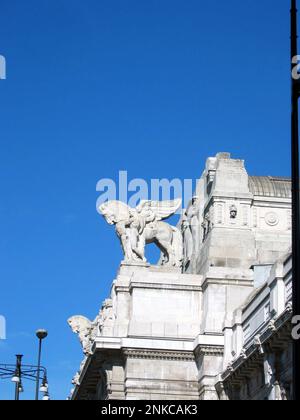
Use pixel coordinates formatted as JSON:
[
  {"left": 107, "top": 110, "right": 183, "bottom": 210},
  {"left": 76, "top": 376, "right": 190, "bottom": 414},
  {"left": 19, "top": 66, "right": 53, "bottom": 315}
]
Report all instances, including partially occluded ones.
[
  {"left": 221, "top": 308, "right": 292, "bottom": 383},
  {"left": 129, "top": 282, "right": 202, "bottom": 292},
  {"left": 123, "top": 349, "right": 195, "bottom": 362},
  {"left": 194, "top": 345, "right": 224, "bottom": 357},
  {"left": 202, "top": 278, "right": 253, "bottom": 290},
  {"left": 114, "top": 285, "right": 131, "bottom": 293}
]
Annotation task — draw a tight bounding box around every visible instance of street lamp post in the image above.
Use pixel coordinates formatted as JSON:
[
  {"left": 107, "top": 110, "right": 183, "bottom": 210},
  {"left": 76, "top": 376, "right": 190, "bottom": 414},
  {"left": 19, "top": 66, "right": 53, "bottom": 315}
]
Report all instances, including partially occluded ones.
[
  {"left": 11, "top": 355, "right": 23, "bottom": 401},
  {"left": 1, "top": 361, "right": 49, "bottom": 400},
  {"left": 35, "top": 329, "right": 48, "bottom": 401}
]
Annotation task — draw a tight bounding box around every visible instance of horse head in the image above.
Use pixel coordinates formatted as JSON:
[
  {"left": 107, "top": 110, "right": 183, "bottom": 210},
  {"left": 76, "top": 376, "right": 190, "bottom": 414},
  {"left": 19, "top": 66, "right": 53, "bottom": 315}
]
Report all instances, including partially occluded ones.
[{"left": 99, "top": 201, "right": 131, "bottom": 225}]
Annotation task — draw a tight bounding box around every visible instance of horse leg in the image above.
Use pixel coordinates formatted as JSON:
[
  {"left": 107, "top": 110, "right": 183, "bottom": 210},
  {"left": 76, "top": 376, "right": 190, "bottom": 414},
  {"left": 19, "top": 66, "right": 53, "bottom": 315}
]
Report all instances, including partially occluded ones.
[
  {"left": 137, "top": 235, "right": 147, "bottom": 262},
  {"left": 129, "top": 227, "right": 143, "bottom": 261},
  {"left": 155, "top": 240, "right": 168, "bottom": 265},
  {"left": 132, "top": 232, "right": 146, "bottom": 262},
  {"left": 116, "top": 223, "right": 133, "bottom": 261},
  {"left": 157, "top": 239, "right": 175, "bottom": 266}
]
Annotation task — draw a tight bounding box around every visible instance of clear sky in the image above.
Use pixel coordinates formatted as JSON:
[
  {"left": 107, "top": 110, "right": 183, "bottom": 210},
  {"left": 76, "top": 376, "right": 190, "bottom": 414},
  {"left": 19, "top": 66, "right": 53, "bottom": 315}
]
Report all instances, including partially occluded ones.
[{"left": 0, "top": 0, "right": 292, "bottom": 400}]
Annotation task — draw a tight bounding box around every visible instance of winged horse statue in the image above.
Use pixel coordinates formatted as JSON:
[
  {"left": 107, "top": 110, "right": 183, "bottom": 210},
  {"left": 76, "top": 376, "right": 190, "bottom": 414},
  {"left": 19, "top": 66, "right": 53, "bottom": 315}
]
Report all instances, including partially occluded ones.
[{"left": 99, "top": 199, "right": 183, "bottom": 268}]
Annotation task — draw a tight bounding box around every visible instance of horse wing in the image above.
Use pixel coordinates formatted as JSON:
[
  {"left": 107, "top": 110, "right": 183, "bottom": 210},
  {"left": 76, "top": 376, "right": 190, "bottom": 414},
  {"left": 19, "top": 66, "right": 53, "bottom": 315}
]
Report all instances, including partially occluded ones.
[{"left": 137, "top": 199, "right": 182, "bottom": 221}]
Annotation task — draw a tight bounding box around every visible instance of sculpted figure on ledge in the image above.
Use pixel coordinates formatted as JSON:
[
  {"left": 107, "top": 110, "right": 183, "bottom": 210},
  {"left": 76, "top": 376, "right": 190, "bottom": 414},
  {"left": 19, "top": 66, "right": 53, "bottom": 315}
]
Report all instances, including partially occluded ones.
[
  {"left": 182, "top": 195, "right": 200, "bottom": 264},
  {"left": 99, "top": 199, "right": 183, "bottom": 268},
  {"left": 67, "top": 315, "right": 97, "bottom": 355}
]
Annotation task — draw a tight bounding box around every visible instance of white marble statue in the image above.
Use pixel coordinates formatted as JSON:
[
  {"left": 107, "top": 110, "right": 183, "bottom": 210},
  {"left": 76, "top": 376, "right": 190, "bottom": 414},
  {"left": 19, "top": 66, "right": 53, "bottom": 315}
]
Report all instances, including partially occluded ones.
[
  {"left": 182, "top": 212, "right": 193, "bottom": 264},
  {"left": 98, "top": 299, "right": 114, "bottom": 335},
  {"left": 182, "top": 196, "right": 200, "bottom": 264},
  {"left": 68, "top": 315, "right": 97, "bottom": 355},
  {"left": 99, "top": 199, "right": 183, "bottom": 267}
]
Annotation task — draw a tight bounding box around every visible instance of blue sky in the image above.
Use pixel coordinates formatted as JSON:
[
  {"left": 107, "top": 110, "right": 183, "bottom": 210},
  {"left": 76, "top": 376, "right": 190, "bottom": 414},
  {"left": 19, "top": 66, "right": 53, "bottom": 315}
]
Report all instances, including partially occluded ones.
[{"left": 0, "top": 0, "right": 292, "bottom": 400}]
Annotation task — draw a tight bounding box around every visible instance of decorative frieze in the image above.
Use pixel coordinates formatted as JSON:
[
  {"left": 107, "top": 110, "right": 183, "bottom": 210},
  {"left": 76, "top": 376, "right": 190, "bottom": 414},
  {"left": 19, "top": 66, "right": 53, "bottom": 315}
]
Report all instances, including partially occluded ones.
[
  {"left": 123, "top": 349, "right": 195, "bottom": 362},
  {"left": 194, "top": 346, "right": 224, "bottom": 358}
]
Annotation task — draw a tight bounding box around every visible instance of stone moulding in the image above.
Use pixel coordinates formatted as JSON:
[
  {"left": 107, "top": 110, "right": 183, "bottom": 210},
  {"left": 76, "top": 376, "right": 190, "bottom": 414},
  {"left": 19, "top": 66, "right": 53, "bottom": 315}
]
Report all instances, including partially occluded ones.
[
  {"left": 123, "top": 349, "right": 195, "bottom": 362},
  {"left": 194, "top": 346, "right": 224, "bottom": 357},
  {"left": 221, "top": 308, "right": 292, "bottom": 381},
  {"left": 201, "top": 278, "right": 254, "bottom": 290},
  {"left": 128, "top": 282, "right": 202, "bottom": 292}
]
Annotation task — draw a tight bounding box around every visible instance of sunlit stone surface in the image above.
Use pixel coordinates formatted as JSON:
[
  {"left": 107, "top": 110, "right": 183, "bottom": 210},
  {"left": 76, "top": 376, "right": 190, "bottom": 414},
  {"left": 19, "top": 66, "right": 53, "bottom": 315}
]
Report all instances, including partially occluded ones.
[{"left": 68, "top": 153, "right": 292, "bottom": 400}]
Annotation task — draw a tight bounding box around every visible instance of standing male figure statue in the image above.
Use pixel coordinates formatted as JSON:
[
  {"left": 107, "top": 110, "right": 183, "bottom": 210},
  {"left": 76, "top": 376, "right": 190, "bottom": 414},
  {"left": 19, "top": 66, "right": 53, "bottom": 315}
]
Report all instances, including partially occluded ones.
[{"left": 182, "top": 196, "right": 200, "bottom": 265}]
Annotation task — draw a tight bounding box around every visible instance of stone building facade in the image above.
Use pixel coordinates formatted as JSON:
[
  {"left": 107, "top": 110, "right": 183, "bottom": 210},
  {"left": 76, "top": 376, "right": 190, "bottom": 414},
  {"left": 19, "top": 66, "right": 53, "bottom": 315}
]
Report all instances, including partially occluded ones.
[{"left": 68, "top": 153, "right": 292, "bottom": 400}]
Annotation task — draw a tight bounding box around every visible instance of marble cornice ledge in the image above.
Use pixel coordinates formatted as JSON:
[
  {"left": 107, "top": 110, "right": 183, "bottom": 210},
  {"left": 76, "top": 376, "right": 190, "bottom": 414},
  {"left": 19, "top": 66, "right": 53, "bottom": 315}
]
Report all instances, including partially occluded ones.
[
  {"left": 92, "top": 337, "right": 122, "bottom": 352},
  {"left": 252, "top": 196, "right": 291, "bottom": 206},
  {"left": 93, "top": 336, "right": 194, "bottom": 352},
  {"left": 114, "top": 284, "right": 131, "bottom": 293},
  {"left": 128, "top": 281, "right": 202, "bottom": 292},
  {"left": 193, "top": 334, "right": 224, "bottom": 357},
  {"left": 114, "top": 264, "right": 203, "bottom": 293},
  {"left": 194, "top": 346, "right": 224, "bottom": 357},
  {"left": 121, "top": 337, "right": 194, "bottom": 352},
  {"left": 201, "top": 267, "right": 254, "bottom": 289},
  {"left": 205, "top": 192, "right": 253, "bottom": 204}
]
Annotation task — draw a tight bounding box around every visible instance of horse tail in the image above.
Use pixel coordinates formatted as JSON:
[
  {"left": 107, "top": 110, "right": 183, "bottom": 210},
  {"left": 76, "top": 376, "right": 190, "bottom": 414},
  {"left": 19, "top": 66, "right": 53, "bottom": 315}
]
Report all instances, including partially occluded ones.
[{"left": 171, "top": 226, "right": 183, "bottom": 268}]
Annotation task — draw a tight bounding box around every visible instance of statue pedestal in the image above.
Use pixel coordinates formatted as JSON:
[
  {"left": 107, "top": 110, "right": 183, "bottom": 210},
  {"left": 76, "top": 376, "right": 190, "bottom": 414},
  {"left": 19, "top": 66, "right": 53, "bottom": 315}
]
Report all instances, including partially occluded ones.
[
  {"left": 114, "top": 263, "right": 202, "bottom": 339},
  {"left": 118, "top": 261, "right": 182, "bottom": 276},
  {"left": 113, "top": 263, "right": 203, "bottom": 399},
  {"left": 72, "top": 263, "right": 204, "bottom": 400}
]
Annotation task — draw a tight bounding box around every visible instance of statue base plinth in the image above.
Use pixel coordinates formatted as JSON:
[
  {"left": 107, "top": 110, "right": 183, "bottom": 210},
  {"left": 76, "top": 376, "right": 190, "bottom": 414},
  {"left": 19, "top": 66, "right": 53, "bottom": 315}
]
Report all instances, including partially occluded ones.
[
  {"left": 120, "top": 260, "right": 150, "bottom": 268},
  {"left": 72, "top": 261, "right": 204, "bottom": 400},
  {"left": 119, "top": 260, "right": 150, "bottom": 275},
  {"left": 119, "top": 261, "right": 182, "bottom": 276}
]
